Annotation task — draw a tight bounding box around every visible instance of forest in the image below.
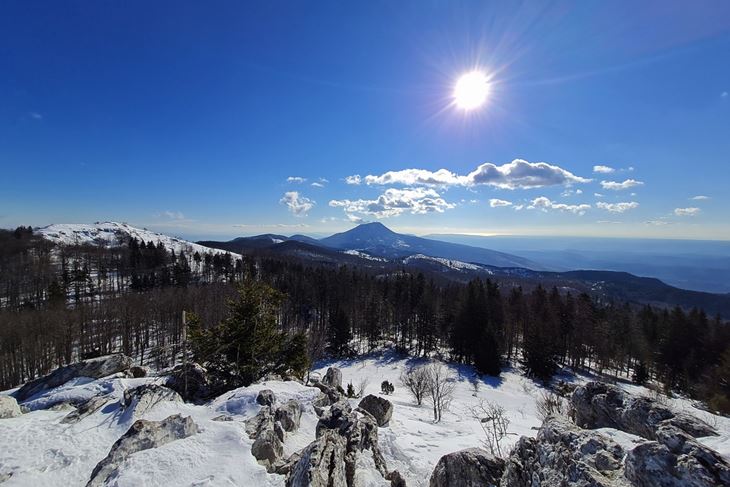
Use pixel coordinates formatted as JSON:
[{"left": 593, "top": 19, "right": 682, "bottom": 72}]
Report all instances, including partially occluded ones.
[{"left": 1, "top": 227, "right": 729, "bottom": 413}]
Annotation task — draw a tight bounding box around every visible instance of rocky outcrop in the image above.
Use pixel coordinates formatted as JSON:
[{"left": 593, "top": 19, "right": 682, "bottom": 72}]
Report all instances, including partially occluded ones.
[
  {"left": 276, "top": 399, "right": 302, "bottom": 432},
  {"left": 358, "top": 394, "right": 393, "bottom": 427},
  {"left": 245, "top": 406, "right": 275, "bottom": 439},
  {"left": 313, "top": 399, "right": 389, "bottom": 485},
  {"left": 625, "top": 424, "right": 730, "bottom": 487},
  {"left": 251, "top": 428, "right": 285, "bottom": 469},
  {"left": 15, "top": 354, "right": 133, "bottom": 401},
  {"left": 121, "top": 384, "right": 182, "bottom": 420},
  {"left": 430, "top": 448, "right": 504, "bottom": 487},
  {"left": 0, "top": 395, "right": 21, "bottom": 419},
  {"left": 165, "top": 363, "right": 210, "bottom": 402},
  {"left": 256, "top": 389, "right": 276, "bottom": 407},
  {"left": 61, "top": 395, "right": 109, "bottom": 424},
  {"left": 86, "top": 414, "right": 198, "bottom": 487},
  {"left": 501, "top": 416, "right": 628, "bottom": 487},
  {"left": 571, "top": 382, "right": 717, "bottom": 441},
  {"left": 322, "top": 367, "right": 342, "bottom": 389},
  {"left": 286, "top": 430, "right": 348, "bottom": 487}
]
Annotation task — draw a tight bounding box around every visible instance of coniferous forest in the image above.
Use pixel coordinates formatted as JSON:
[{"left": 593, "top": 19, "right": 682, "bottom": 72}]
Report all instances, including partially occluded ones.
[{"left": 1, "top": 226, "right": 729, "bottom": 413}]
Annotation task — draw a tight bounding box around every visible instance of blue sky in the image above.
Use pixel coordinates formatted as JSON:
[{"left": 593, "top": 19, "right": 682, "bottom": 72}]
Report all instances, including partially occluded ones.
[{"left": 2, "top": 1, "right": 730, "bottom": 240}]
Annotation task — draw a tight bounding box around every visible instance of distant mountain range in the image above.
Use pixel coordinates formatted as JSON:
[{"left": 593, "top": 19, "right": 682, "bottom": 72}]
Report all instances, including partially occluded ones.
[
  {"left": 201, "top": 222, "right": 545, "bottom": 270},
  {"left": 33, "top": 221, "right": 730, "bottom": 317}
]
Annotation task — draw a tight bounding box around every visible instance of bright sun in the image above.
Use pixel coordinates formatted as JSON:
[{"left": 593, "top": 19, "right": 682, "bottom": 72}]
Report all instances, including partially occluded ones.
[{"left": 453, "top": 71, "right": 490, "bottom": 110}]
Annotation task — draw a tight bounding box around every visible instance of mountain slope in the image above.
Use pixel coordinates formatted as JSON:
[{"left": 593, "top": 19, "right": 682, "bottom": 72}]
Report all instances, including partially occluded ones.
[
  {"left": 37, "top": 222, "right": 232, "bottom": 257},
  {"left": 320, "top": 222, "right": 546, "bottom": 269}
]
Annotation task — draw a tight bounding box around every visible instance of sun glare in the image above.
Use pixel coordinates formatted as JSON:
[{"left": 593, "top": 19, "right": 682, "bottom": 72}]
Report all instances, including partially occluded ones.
[{"left": 453, "top": 71, "right": 490, "bottom": 111}]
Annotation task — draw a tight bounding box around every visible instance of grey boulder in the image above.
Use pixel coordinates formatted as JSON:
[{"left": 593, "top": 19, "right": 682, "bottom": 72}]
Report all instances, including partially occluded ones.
[
  {"left": 430, "top": 448, "right": 504, "bottom": 487},
  {"left": 358, "top": 394, "right": 393, "bottom": 427},
  {"left": 86, "top": 414, "right": 198, "bottom": 487}
]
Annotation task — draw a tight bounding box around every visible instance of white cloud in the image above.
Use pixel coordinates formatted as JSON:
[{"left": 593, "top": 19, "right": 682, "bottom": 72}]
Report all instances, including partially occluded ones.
[
  {"left": 489, "top": 198, "right": 513, "bottom": 208},
  {"left": 722, "top": 91, "right": 728, "bottom": 98},
  {"left": 674, "top": 207, "right": 700, "bottom": 217},
  {"left": 329, "top": 187, "right": 454, "bottom": 219},
  {"left": 29, "top": 111, "right": 43, "bottom": 120},
  {"left": 156, "top": 210, "right": 186, "bottom": 220},
  {"left": 596, "top": 201, "right": 639, "bottom": 213},
  {"left": 645, "top": 220, "right": 672, "bottom": 226},
  {"left": 594, "top": 193, "right": 604, "bottom": 198},
  {"left": 280, "top": 191, "right": 315, "bottom": 216},
  {"left": 350, "top": 159, "right": 591, "bottom": 190},
  {"left": 345, "top": 175, "right": 362, "bottom": 185},
  {"left": 286, "top": 176, "right": 307, "bottom": 184},
  {"left": 691, "top": 195, "right": 709, "bottom": 200},
  {"left": 311, "top": 182, "right": 325, "bottom": 188},
  {"left": 527, "top": 196, "right": 590, "bottom": 215},
  {"left": 600, "top": 179, "right": 644, "bottom": 190},
  {"left": 593, "top": 165, "right": 615, "bottom": 174}
]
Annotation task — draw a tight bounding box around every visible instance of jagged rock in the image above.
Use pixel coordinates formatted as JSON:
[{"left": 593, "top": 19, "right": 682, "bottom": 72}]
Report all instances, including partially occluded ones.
[
  {"left": 251, "top": 428, "right": 285, "bottom": 469},
  {"left": 315, "top": 399, "right": 389, "bottom": 484},
  {"left": 571, "top": 382, "right": 717, "bottom": 441},
  {"left": 49, "top": 401, "right": 76, "bottom": 411},
  {"left": 322, "top": 367, "right": 342, "bottom": 389},
  {"left": 212, "top": 414, "right": 233, "bottom": 422},
  {"left": 245, "top": 406, "right": 275, "bottom": 439},
  {"left": 165, "top": 362, "right": 210, "bottom": 402},
  {"left": 500, "top": 416, "right": 629, "bottom": 487},
  {"left": 0, "top": 395, "right": 21, "bottom": 419},
  {"left": 274, "top": 420, "right": 286, "bottom": 443},
  {"left": 122, "top": 384, "right": 182, "bottom": 420},
  {"left": 286, "top": 430, "right": 348, "bottom": 487},
  {"left": 86, "top": 414, "right": 198, "bottom": 487},
  {"left": 256, "top": 389, "right": 276, "bottom": 407},
  {"left": 15, "top": 354, "right": 133, "bottom": 401},
  {"left": 61, "top": 395, "right": 109, "bottom": 424},
  {"left": 358, "top": 394, "right": 393, "bottom": 427},
  {"left": 429, "top": 448, "right": 504, "bottom": 487},
  {"left": 386, "top": 470, "right": 407, "bottom": 487},
  {"left": 275, "top": 400, "right": 302, "bottom": 432},
  {"left": 624, "top": 424, "right": 730, "bottom": 487}
]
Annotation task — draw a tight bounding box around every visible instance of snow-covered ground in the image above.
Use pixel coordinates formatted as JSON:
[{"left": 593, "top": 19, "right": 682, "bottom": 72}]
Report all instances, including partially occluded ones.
[
  {"left": 1, "top": 351, "right": 728, "bottom": 486},
  {"left": 36, "top": 222, "right": 233, "bottom": 257}
]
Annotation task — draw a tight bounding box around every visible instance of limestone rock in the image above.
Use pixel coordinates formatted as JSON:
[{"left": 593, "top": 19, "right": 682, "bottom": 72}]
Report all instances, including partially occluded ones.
[
  {"left": 15, "top": 354, "right": 133, "bottom": 401},
  {"left": 0, "top": 395, "right": 21, "bottom": 419},
  {"left": 429, "top": 448, "right": 504, "bottom": 487},
  {"left": 86, "top": 414, "right": 198, "bottom": 487},
  {"left": 275, "top": 399, "right": 303, "bottom": 432},
  {"left": 322, "top": 367, "right": 342, "bottom": 389},
  {"left": 571, "top": 382, "right": 717, "bottom": 441},
  {"left": 256, "top": 389, "right": 276, "bottom": 407},
  {"left": 358, "top": 394, "right": 393, "bottom": 427}
]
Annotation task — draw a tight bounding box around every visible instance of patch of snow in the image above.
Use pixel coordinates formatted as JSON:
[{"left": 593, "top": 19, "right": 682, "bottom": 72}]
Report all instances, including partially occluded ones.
[
  {"left": 403, "top": 254, "right": 482, "bottom": 271},
  {"left": 36, "top": 222, "right": 234, "bottom": 258},
  {"left": 343, "top": 250, "right": 387, "bottom": 262}
]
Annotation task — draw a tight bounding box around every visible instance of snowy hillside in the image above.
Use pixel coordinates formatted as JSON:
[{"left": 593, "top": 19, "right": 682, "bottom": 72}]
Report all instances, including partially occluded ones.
[
  {"left": 402, "top": 253, "right": 486, "bottom": 272},
  {"left": 1, "top": 350, "right": 728, "bottom": 486},
  {"left": 36, "top": 222, "right": 233, "bottom": 257}
]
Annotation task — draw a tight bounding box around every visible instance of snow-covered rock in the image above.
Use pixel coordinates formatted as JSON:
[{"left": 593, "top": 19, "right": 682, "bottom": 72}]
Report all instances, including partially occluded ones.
[
  {"left": 572, "top": 382, "right": 717, "bottom": 440},
  {"left": 501, "top": 415, "right": 629, "bottom": 487},
  {"left": 429, "top": 448, "right": 504, "bottom": 487},
  {"left": 0, "top": 395, "right": 21, "bottom": 419},
  {"left": 252, "top": 428, "right": 285, "bottom": 469},
  {"left": 15, "top": 353, "right": 133, "bottom": 402},
  {"left": 61, "top": 395, "right": 109, "bottom": 424},
  {"left": 87, "top": 414, "right": 199, "bottom": 486},
  {"left": 121, "top": 384, "right": 182, "bottom": 420}
]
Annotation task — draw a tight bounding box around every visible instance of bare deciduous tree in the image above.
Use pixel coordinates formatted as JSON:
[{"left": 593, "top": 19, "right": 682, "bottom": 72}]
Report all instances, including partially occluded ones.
[
  {"left": 425, "top": 362, "right": 455, "bottom": 422},
  {"left": 400, "top": 364, "right": 429, "bottom": 406},
  {"left": 535, "top": 389, "right": 568, "bottom": 421},
  {"left": 469, "top": 400, "right": 510, "bottom": 457}
]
